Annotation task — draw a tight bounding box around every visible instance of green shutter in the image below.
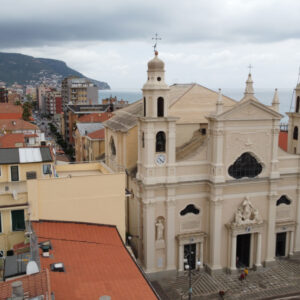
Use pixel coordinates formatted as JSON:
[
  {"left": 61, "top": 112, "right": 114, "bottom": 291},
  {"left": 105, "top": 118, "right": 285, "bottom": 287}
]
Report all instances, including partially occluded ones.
[{"left": 11, "top": 210, "right": 25, "bottom": 231}]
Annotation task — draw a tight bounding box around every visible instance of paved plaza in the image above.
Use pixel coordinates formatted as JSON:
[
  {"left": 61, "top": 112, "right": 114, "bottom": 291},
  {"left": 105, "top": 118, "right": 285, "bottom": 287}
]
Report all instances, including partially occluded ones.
[{"left": 151, "top": 255, "right": 300, "bottom": 299}]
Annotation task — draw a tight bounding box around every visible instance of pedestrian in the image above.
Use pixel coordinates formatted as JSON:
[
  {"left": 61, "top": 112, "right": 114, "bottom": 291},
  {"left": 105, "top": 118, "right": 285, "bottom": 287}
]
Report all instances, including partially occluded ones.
[
  {"left": 244, "top": 268, "right": 248, "bottom": 277},
  {"left": 239, "top": 272, "right": 245, "bottom": 281}
]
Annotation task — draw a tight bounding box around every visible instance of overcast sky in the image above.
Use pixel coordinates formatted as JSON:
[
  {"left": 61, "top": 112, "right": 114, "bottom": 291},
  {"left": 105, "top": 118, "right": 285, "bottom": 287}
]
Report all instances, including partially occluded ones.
[{"left": 1, "top": 0, "right": 300, "bottom": 90}]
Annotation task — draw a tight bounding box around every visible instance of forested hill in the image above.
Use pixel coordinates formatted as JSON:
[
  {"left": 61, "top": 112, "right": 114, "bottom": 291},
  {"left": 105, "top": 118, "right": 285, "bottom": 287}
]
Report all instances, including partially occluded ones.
[{"left": 0, "top": 52, "right": 110, "bottom": 89}]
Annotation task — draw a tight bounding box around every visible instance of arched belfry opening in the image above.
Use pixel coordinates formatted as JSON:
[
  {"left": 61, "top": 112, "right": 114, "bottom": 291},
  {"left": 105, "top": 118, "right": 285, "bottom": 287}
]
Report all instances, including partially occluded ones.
[
  {"left": 143, "top": 97, "right": 146, "bottom": 117},
  {"left": 293, "top": 126, "right": 298, "bottom": 140},
  {"left": 110, "top": 137, "right": 116, "bottom": 156},
  {"left": 157, "top": 97, "right": 164, "bottom": 117},
  {"left": 296, "top": 96, "right": 300, "bottom": 113},
  {"left": 156, "top": 131, "right": 166, "bottom": 152}
]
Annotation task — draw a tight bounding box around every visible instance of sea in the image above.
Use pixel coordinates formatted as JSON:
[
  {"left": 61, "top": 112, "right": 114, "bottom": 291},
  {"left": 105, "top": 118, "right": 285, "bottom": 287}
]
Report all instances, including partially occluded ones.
[{"left": 98, "top": 88, "right": 296, "bottom": 123}]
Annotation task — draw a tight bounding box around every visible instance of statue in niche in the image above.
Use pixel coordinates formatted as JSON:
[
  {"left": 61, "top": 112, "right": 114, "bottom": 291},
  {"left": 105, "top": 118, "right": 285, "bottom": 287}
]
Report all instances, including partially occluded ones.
[
  {"left": 156, "top": 218, "right": 165, "bottom": 241},
  {"left": 233, "top": 197, "right": 263, "bottom": 225}
]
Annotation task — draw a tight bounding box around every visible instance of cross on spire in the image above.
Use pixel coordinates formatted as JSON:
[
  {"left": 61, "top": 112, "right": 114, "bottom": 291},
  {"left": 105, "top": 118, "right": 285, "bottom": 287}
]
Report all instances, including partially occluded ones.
[
  {"left": 248, "top": 64, "right": 253, "bottom": 74},
  {"left": 152, "top": 33, "right": 161, "bottom": 53}
]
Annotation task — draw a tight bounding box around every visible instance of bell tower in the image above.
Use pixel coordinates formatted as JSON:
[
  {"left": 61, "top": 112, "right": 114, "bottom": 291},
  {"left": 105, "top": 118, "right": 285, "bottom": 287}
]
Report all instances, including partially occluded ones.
[
  {"left": 287, "top": 82, "right": 300, "bottom": 154},
  {"left": 136, "top": 51, "right": 178, "bottom": 185}
]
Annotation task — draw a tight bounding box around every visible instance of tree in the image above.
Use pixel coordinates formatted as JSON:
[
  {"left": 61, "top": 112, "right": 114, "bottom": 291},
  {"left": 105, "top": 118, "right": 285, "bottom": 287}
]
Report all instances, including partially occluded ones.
[{"left": 22, "top": 102, "right": 32, "bottom": 121}]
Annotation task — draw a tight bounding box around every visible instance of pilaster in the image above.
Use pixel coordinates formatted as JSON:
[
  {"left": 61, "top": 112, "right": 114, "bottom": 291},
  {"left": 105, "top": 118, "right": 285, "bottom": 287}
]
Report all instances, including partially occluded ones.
[
  {"left": 265, "top": 188, "right": 277, "bottom": 265},
  {"left": 207, "top": 188, "right": 223, "bottom": 272},
  {"left": 294, "top": 186, "right": 300, "bottom": 253},
  {"left": 165, "top": 187, "right": 176, "bottom": 270},
  {"left": 143, "top": 196, "right": 156, "bottom": 273}
]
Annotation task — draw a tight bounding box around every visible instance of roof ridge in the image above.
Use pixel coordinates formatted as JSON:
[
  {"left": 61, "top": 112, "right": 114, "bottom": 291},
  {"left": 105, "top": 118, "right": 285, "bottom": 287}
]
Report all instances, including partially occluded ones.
[{"left": 169, "top": 84, "right": 196, "bottom": 108}]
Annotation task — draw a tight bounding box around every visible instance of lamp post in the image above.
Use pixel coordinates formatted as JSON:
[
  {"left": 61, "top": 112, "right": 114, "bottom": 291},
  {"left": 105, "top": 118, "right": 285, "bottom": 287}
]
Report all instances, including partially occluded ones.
[{"left": 184, "top": 241, "right": 201, "bottom": 300}]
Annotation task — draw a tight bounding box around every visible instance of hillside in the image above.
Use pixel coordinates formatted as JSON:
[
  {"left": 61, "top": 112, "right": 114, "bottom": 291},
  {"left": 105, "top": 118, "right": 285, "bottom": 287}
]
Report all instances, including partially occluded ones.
[{"left": 0, "top": 52, "right": 110, "bottom": 89}]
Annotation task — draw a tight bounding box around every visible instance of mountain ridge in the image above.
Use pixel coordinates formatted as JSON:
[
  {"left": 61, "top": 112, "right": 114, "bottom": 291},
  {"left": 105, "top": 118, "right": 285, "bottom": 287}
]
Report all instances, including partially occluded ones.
[{"left": 0, "top": 52, "right": 110, "bottom": 89}]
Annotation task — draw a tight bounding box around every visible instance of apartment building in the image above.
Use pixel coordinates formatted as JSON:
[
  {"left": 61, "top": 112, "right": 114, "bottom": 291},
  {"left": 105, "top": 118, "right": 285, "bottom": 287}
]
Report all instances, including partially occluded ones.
[
  {"left": 45, "top": 89, "right": 62, "bottom": 115},
  {"left": 61, "top": 76, "right": 98, "bottom": 109},
  {"left": 0, "top": 147, "right": 53, "bottom": 255}
]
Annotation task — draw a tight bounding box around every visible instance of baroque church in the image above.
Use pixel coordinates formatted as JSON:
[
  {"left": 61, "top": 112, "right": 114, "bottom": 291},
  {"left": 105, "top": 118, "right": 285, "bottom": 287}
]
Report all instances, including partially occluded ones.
[{"left": 103, "top": 51, "right": 300, "bottom": 275}]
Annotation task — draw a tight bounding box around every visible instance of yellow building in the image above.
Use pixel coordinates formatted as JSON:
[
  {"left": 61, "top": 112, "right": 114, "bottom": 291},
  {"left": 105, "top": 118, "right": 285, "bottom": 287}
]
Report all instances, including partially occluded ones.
[
  {"left": 74, "top": 124, "right": 105, "bottom": 162},
  {"left": 27, "top": 162, "right": 126, "bottom": 240},
  {"left": 0, "top": 147, "right": 54, "bottom": 255}
]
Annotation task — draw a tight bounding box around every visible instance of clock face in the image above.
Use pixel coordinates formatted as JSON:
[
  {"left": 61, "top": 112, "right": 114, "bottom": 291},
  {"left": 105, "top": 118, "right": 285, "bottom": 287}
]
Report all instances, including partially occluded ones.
[{"left": 156, "top": 154, "right": 166, "bottom": 165}]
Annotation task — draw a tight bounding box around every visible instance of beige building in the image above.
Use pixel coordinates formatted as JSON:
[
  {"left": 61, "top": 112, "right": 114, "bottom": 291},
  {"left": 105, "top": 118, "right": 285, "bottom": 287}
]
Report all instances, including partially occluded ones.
[
  {"left": 27, "top": 162, "right": 126, "bottom": 240},
  {"left": 0, "top": 147, "right": 54, "bottom": 254},
  {"left": 104, "top": 52, "right": 300, "bottom": 276}
]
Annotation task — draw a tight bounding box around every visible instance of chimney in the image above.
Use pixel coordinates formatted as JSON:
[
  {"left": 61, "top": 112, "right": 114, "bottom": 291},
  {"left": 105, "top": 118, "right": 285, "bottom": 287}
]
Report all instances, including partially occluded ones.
[
  {"left": 12, "top": 121, "right": 16, "bottom": 126},
  {"left": 11, "top": 281, "right": 24, "bottom": 300}
]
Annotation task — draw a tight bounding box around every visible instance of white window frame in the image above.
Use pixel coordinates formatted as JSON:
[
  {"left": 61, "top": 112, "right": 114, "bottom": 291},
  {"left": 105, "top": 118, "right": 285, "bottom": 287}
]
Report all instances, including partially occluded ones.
[{"left": 42, "top": 164, "right": 52, "bottom": 176}]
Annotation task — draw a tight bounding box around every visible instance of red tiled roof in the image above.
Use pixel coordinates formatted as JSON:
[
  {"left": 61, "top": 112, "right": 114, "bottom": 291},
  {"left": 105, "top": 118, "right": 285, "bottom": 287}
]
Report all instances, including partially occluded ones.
[
  {"left": 32, "top": 221, "right": 158, "bottom": 300},
  {"left": 0, "top": 269, "right": 51, "bottom": 300},
  {"left": 0, "top": 133, "right": 25, "bottom": 148},
  {"left": 279, "top": 131, "right": 288, "bottom": 151},
  {"left": 0, "top": 103, "right": 23, "bottom": 115},
  {"left": 0, "top": 119, "right": 38, "bottom": 131},
  {"left": 78, "top": 112, "right": 113, "bottom": 123},
  {"left": 87, "top": 128, "right": 105, "bottom": 139}
]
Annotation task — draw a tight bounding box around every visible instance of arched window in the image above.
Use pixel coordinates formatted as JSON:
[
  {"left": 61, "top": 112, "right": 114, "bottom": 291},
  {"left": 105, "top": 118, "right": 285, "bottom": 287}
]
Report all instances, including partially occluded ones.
[
  {"left": 110, "top": 137, "right": 116, "bottom": 156},
  {"left": 156, "top": 131, "right": 166, "bottom": 152},
  {"left": 157, "top": 97, "right": 164, "bottom": 117},
  {"left": 293, "top": 126, "right": 298, "bottom": 140},
  {"left": 228, "top": 152, "right": 262, "bottom": 179},
  {"left": 276, "top": 195, "right": 291, "bottom": 206},
  {"left": 180, "top": 204, "right": 200, "bottom": 216},
  {"left": 143, "top": 97, "right": 146, "bottom": 117},
  {"left": 296, "top": 96, "right": 300, "bottom": 113}
]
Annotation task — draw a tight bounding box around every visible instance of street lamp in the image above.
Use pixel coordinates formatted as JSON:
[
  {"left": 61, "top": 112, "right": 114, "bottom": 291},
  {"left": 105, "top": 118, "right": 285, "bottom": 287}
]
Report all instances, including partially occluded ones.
[{"left": 184, "top": 242, "right": 201, "bottom": 300}]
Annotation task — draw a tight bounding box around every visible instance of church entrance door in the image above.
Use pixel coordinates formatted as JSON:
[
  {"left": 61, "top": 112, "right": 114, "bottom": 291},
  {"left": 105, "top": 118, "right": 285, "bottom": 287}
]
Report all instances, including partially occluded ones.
[
  {"left": 276, "top": 232, "right": 287, "bottom": 257},
  {"left": 236, "top": 233, "right": 251, "bottom": 268},
  {"left": 184, "top": 243, "right": 196, "bottom": 270}
]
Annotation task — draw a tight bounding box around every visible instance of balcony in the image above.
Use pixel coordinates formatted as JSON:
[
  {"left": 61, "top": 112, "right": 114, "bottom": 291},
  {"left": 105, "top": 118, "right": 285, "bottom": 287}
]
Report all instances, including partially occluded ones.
[{"left": 0, "top": 181, "right": 27, "bottom": 197}]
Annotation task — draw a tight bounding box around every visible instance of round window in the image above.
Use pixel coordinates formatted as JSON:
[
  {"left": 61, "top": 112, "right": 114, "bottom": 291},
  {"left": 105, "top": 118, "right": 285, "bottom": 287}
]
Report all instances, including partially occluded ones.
[{"left": 157, "top": 77, "right": 161, "bottom": 81}]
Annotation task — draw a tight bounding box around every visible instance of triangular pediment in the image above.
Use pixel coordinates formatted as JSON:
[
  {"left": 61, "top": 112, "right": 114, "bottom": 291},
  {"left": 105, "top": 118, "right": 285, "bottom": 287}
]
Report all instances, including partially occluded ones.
[{"left": 212, "top": 98, "right": 283, "bottom": 121}]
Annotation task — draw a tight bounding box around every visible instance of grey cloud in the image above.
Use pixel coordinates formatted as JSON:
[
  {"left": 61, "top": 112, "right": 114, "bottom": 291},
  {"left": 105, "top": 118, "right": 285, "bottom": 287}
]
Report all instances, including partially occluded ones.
[{"left": 1, "top": 0, "right": 300, "bottom": 48}]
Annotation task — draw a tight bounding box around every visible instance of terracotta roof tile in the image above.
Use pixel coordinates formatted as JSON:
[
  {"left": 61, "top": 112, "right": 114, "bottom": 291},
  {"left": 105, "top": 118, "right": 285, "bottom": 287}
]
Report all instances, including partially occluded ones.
[
  {"left": 87, "top": 128, "right": 105, "bottom": 139},
  {"left": 0, "top": 269, "right": 51, "bottom": 300},
  {"left": 279, "top": 131, "right": 288, "bottom": 151},
  {"left": 32, "top": 221, "right": 158, "bottom": 300},
  {"left": 0, "top": 103, "right": 23, "bottom": 115},
  {"left": 78, "top": 112, "right": 113, "bottom": 123},
  {"left": 0, "top": 119, "right": 38, "bottom": 131},
  {"left": 0, "top": 133, "right": 25, "bottom": 148}
]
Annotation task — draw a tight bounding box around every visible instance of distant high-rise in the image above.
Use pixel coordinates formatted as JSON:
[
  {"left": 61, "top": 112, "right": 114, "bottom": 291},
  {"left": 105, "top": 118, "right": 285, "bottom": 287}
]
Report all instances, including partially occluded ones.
[{"left": 61, "top": 76, "right": 98, "bottom": 109}]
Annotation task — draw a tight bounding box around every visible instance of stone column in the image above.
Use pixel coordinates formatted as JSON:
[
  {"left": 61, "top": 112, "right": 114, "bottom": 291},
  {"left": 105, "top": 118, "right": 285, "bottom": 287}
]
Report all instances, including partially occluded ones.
[
  {"left": 295, "top": 187, "right": 300, "bottom": 253},
  {"left": 289, "top": 231, "right": 294, "bottom": 256},
  {"left": 255, "top": 232, "right": 262, "bottom": 267},
  {"left": 166, "top": 187, "right": 176, "bottom": 270},
  {"left": 208, "top": 194, "right": 223, "bottom": 272},
  {"left": 265, "top": 191, "right": 277, "bottom": 265},
  {"left": 230, "top": 233, "right": 237, "bottom": 271},
  {"left": 143, "top": 201, "right": 156, "bottom": 272},
  {"left": 178, "top": 244, "right": 184, "bottom": 271}
]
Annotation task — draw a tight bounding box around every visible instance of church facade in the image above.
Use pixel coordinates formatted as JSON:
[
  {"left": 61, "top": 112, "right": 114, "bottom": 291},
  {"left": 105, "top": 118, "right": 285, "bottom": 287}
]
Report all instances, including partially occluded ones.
[{"left": 104, "top": 52, "right": 300, "bottom": 275}]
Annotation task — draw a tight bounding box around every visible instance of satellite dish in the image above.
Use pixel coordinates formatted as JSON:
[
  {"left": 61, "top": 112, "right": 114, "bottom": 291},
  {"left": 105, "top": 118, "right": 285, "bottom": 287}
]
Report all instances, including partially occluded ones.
[{"left": 26, "top": 261, "right": 39, "bottom": 275}]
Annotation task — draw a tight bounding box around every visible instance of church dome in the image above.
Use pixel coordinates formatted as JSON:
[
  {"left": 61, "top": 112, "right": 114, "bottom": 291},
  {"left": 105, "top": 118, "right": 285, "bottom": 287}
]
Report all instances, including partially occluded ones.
[{"left": 148, "top": 52, "right": 164, "bottom": 71}]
